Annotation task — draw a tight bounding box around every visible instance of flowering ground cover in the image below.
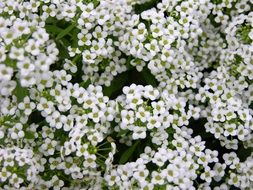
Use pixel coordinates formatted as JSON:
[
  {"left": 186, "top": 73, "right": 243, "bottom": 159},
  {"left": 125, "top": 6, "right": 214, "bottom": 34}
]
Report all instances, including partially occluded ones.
[{"left": 0, "top": 0, "right": 253, "bottom": 189}]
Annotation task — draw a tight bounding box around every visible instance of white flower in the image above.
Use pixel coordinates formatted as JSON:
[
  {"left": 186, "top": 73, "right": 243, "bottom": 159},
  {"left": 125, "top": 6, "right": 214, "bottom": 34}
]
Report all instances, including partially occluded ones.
[
  {"left": 9, "top": 173, "right": 24, "bottom": 189},
  {"left": 63, "top": 140, "right": 76, "bottom": 156},
  {"left": 37, "top": 98, "right": 55, "bottom": 116},
  {"left": 151, "top": 171, "right": 165, "bottom": 185},
  {"left": 62, "top": 4, "right": 76, "bottom": 19},
  {"left": 151, "top": 101, "right": 165, "bottom": 115},
  {"left": 41, "top": 126, "right": 55, "bottom": 139},
  {"left": 144, "top": 39, "right": 160, "bottom": 57},
  {"left": 132, "top": 126, "right": 146, "bottom": 139},
  {"left": 150, "top": 23, "right": 164, "bottom": 38},
  {"left": 238, "top": 109, "right": 252, "bottom": 121},
  {"left": 49, "top": 175, "right": 64, "bottom": 190},
  {"left": 213, "top": 163, "right": 226, "bottom": 181},
  {"left": 61, "top": 115, "right": 74, "bottom": 131},
  {"left": 0, "top": 167, "right": 11, "bottom": 182},
  {"left": 147, "top": 115, "right": 161, "bottom": 129},
  {"left": 0, "top": 130, "right": 4, "bottom": 139},
  {"left": 224, "top": 123, "right": 237, "bottom": 137},
  {"left": 136, "top": 107, "right": 150, "bottom": 123},
  {"left": 88, "top": 107, "right": 104, "bottom": 123},
  {"left": 0, "top": 64, "right": 13, "bottom": 81},
  {"left": 121, "top": 110, "right": 135, "bottom": 128},
  {"left": 41, "top": 138, "right": 57, "bottom": 156},
  {"left": 143, "top": 85, "right": 159, "bottom": 100},
  {"left": 2, "top": 29, "right": 17, "bottom": 45},
  {"left": 165, "top": 164, "right": 179, "bottom": 183},
  {"left": 9, "top": 123, "right": 24, "bottom": 140},
  {"left": 25, "top": 39, "right": 40, "bottom": 56},
  {"left": 105, "top": 170, "right": 120, "bottom": 186},
  {"left": 46, "top": 111, "right": 63, "bottom": 129},
  {"left": 76, "top": 144, "right": 89, "bottom": 157},
  {"left": 87, "top": 130, "right": 103, "bottom": 145},
  {"left": 9, "top": 46, "right": 25, "bottom": 61},
  {"left": 223, "top": 152, "right": 239, "bottom": 167},
  {"left": 49, "top": 157, "right": 62, "bottom": 170},
  {"left": 228, "top": 173, "right": 240, "bottom": 187},
  {"left": 82, "top": 50, "right": 96, "bottom": 64},
  {"left": 200, "top": 167, "right": 215, "bottom": 183},
  {"left": 152, "top": 149, "right": 167, "bottom": 167},
  {"left": 97, "top": 9, "right": 110, "bottom": 25},
  {"left": 83, "top": 154, "right": 97, "bottom": 168},
  {"left": 18, "top": 96, "right": 35, "bottom": 115},
  {"left": 132, "top": 23, "right": 147, "bottom": 41},
  {"left": 133, "top": 165, "right": 149, "bottom": 183},
  {"left": 78, "top": 32, "right": 92, "bottom": 46}
]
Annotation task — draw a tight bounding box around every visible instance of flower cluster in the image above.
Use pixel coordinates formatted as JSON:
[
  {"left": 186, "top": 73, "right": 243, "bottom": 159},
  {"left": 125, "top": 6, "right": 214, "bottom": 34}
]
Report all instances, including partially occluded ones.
[{"left": 0, "top": 0, "right": 252, "bottom": 189}]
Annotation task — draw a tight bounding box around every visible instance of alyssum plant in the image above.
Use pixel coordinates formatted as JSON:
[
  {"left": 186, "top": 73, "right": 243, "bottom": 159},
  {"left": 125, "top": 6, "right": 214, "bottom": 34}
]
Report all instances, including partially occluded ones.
[{"left": 0, "top": 0, "right": 252, "bottom": 189}]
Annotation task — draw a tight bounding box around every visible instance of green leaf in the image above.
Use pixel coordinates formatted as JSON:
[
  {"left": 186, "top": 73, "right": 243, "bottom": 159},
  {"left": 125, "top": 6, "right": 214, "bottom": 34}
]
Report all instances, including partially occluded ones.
[
  {"left": 80, "top": 79, "right": 91, "bottom": 88},
  {"left": 117, "top": 102, "right": 124, "bottom": 112},
  {"left": 237, "top": 146, "right": 253, "bottom": 161},
  {"left": 56, "top": 40, "right": 70, "bottom": 60},
  {"left": 45, "top": 17, "right": 58, "bottom": 24},
  {"left": 13, "top": 81, "right": 29, "bottom": 102},
  {"left": 56, "top": 23, "right": 76, "bottom": 40},
  {"left": 103, "top": 72, "right": 128, "bottom": 97},
  {"left": 236, "top": 24, "right": 252, "bottom": 44},
  {"left": 119, "top": 141, "right": 140, "bottom": 164},
  {"left": 154, "top": 185, "right": 167, "bottom": 190},
  {"left": 60, "top": 38, "right": 71, "bottom": 47},
  {"left": 116, "top": 129, "right": 128, "bottom": 137},
  {"left": 141, "top": 67, "right": 158, "bottom": 87},
  {"left": 25, "top": 131, "right": 35, "bottom": 139},
  {"left": 72, "top": 28, "right": 79, "bottom": 47},
  {"left": 134, "top": 0, "right": 160, "bottom": 14},
  {"left": 5, "top": 57, "right": 16, "bottom": 68},
  {"left": 45, "top": 25, "right": 63, "bottom": 35}
]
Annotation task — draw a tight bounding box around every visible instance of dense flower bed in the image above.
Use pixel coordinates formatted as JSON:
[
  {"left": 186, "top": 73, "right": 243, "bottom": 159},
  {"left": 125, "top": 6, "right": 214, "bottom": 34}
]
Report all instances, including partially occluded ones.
[{"left": 0, "top": 0, "right": 252, "bottom": 189}]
